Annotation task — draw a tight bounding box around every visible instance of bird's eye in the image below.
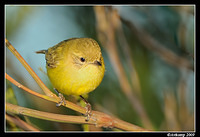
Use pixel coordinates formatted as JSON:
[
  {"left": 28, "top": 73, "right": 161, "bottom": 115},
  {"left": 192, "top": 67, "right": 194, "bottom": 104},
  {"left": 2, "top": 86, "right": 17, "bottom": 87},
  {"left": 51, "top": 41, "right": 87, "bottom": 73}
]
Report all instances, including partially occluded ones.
[{"left": 80, "top": 57, "right": 85, "bottom": 62}]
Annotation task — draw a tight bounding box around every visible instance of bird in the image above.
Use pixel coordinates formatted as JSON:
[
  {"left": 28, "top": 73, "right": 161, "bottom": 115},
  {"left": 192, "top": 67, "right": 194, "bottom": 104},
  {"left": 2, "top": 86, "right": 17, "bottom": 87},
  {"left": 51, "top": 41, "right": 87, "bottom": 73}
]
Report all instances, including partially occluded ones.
[{"left": 36, "top": 38, "right": 105, "bottom": 121}]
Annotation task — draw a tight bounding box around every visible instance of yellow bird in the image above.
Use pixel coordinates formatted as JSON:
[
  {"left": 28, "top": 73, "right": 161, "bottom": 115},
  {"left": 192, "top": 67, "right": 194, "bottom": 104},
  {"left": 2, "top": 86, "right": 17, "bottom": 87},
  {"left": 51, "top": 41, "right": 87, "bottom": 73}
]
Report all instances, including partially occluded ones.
[{"left": 36, "top": 38, "right": 105, "bottom": 121}]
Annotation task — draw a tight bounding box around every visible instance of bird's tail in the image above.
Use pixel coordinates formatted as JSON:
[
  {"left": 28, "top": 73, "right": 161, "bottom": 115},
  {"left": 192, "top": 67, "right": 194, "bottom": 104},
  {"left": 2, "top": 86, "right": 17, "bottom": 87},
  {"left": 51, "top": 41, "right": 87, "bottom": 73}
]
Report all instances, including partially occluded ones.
[{"left": 35, "top": 50, "right": 47, "bottom": 54}]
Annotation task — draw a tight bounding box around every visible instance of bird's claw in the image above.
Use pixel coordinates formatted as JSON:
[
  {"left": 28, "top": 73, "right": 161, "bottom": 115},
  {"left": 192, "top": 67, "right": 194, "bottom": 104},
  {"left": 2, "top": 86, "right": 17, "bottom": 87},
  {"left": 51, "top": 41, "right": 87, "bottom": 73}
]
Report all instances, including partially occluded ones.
[
  {"left": 56, "top": 93, "right": 66, "bottom": 107},
  {"left": 85, "top": 103, "right": 92, "bottom": 122}
]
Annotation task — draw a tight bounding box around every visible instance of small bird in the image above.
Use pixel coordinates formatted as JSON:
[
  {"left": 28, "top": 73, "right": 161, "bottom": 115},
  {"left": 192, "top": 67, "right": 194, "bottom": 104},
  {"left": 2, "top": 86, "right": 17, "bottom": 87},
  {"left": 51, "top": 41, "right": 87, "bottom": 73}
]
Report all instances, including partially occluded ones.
[{"left": 36, "top": 38, "right": 105, "bottom": 121}]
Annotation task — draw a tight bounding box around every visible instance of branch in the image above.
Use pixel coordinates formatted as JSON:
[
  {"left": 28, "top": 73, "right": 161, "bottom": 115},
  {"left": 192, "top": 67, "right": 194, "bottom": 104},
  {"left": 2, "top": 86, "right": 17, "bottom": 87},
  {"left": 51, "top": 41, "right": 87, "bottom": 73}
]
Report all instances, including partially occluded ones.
[
  {"left": 5, "top": 73, "right": 148, "bottom": 131},
  {"left": 6, "top": 103, "right": 89, "bottom": 125},
  {"left": 6, "top": 102, "right": 148, "bottom": 131}
]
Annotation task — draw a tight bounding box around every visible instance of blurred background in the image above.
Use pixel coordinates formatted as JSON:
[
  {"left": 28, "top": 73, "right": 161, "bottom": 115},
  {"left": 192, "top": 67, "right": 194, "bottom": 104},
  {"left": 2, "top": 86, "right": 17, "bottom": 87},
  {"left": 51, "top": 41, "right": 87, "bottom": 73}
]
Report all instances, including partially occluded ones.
[{"left": 5, "top": 5, "right": 195, "bottom": 131}]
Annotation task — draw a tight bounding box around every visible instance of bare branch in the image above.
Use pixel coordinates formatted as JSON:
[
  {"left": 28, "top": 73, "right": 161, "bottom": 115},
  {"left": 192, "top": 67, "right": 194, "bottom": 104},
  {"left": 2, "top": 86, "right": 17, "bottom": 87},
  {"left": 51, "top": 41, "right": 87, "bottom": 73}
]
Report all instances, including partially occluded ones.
[{"left": 5, "top": 38, "right": 57, "bottom": 97}]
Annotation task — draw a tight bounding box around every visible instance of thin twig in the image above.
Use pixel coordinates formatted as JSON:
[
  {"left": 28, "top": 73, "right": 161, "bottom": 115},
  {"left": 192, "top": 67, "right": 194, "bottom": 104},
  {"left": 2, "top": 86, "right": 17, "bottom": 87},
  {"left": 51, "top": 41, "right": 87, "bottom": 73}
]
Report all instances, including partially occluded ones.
[
  {"left": 6, "top": 113, "right": 40, "bottom": 131},
  {"left": 5, "top": 73, "right": 85, "bottom": 114},
  {"left": 5, "top": 38, "right": 57, "bottom": 97}
]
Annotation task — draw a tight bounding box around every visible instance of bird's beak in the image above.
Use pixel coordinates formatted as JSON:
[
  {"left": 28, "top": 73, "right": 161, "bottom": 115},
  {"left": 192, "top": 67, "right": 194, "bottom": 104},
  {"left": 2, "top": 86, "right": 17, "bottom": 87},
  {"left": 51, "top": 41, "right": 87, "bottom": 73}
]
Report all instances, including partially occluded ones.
[{"left": 93, "top": 60, "right": 102, "bottom": 66}]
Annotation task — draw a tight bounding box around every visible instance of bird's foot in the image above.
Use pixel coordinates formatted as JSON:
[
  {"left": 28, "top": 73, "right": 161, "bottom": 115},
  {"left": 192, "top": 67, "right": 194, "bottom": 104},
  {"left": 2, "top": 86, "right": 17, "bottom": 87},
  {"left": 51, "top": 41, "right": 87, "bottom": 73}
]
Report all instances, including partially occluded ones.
[
  {"left": 54, "top": 88, "right": 66, "bottom": 107},
  {"left": 80, "top": 95, "right": 92, "bottom": 122},
  {"left": 56, "top": 93, "right": 66, "bottom": 107}
]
